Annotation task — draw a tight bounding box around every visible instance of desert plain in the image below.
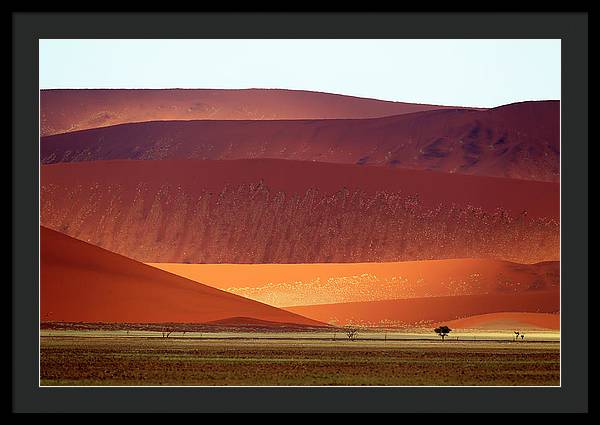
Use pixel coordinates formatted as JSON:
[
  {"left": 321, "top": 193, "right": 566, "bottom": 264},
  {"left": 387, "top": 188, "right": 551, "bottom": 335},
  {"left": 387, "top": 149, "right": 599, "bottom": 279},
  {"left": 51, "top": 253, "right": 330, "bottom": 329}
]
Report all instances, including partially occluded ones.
[{"left": 40, "top": 331, "right": 559, "bottom": 386}]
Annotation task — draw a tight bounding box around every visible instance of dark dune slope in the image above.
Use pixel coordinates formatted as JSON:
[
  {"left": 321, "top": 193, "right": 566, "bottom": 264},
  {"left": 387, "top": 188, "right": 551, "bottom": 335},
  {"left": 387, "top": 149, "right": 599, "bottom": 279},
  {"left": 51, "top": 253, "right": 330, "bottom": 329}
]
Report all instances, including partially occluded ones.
[
  {"left": 41, "top": 159, "right": 559, "bottom": 264},
  {"left": 41, "top": 100, "right": 559, "bottom": 182}
]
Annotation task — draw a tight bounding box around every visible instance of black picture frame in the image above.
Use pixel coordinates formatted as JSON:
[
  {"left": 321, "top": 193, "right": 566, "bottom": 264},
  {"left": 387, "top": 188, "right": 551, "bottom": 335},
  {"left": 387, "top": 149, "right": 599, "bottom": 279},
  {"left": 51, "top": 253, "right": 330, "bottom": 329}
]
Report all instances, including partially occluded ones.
[{"left": 12, "top": 12, "right": 588, "bottom": 413}]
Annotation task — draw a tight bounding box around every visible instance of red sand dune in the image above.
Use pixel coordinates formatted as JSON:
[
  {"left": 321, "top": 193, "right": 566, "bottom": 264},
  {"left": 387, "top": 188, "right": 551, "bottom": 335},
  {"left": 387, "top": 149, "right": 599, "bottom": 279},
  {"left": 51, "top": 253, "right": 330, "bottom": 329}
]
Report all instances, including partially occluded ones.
[
  {"left": 203, "top": 317, "right": 325, "bottom": 330},
  {"left": 40, "top": 226, "right": 323, "bottom": 326},
  {"left": 284, "top": 291, "right": 560, "bottom": 327},
  {"left": 41, "top": 159, "right": 559, "bottom": 264},
  {"left": 41, "top": 100, "right": 559, "bottom": 182},
  {"left": 147, "top": 260, "right": 560, "bottom": 307},
  {"left": 40, "top": 88, "right": 469, "bottom": 137},
  {"left": 436, "top": 312, "right": 560, "bottom": 330}
]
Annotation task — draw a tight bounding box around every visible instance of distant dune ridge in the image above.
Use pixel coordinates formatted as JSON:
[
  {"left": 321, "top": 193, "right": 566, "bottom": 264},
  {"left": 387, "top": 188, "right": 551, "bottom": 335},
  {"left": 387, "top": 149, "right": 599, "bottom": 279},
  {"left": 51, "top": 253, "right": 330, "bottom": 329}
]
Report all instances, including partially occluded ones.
[
  {"left": 40, "top": 226, "right": 324, "bottom": 326},
  {"left": 41, "top": 159, "right": 559, "bottom": 264},
  {"left": 40, "top": 88, "right": 471, "bottom": 137},
  {"left": 437, "top": 312, "right": 560, "bottom": 331},
  {"left": 284, "top": 291, "right": 559, "bottom": 327},
  {"left": 147, "top": 260, "right": 559, "bottom": 307},
  {"left": 41, "top": 99, "right": 559, "bottom": 182}
]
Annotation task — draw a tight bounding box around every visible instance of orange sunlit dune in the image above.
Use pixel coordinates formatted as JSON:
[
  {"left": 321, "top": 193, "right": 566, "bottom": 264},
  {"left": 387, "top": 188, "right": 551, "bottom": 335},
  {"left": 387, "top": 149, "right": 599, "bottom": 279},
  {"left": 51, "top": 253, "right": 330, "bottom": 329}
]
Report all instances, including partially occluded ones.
[{"left": 147, "top": 259, "right": 559, "bottom": 307}]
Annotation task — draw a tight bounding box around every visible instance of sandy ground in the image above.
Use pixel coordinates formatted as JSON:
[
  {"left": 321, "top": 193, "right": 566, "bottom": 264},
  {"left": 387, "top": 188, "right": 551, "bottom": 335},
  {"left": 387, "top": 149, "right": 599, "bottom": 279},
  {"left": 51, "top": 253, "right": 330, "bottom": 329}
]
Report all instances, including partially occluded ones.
[{"left": 40, "top": 332, "right": 560, "bottom": 386}]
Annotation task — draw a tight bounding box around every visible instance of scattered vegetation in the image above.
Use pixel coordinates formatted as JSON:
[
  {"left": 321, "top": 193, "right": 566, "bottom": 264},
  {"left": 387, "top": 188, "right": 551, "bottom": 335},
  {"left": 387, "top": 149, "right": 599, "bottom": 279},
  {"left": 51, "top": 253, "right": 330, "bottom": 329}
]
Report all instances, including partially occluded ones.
[{"left": 40, "top": 335, "right": 560, "bottom": 386}]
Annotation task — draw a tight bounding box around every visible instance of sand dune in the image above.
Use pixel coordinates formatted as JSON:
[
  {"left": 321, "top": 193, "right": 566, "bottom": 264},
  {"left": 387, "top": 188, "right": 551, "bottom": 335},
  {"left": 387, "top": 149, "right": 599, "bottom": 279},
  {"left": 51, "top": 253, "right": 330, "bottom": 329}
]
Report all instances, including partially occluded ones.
[
  {"left": 147, "top": 260, "right": 559, "bottom": 307},
  {"left": 284, "top": 291, "right": 560, "bottom": 327},
  {"left": 436, "top": 312, "right": 559, "bottom": 330},
  {"left": 41, "top": 159, "right": 559, "bottom": 264},
  {"left": 40, "top": 159, "right": 559, "bottom": 218},
  {"left": 41, "top": 100, "right": 559, "bottom": 182},
  {"left": 40, "top": 88, "right": 469, "bottom": 137},
  {"left": 40, "top": 226, "right": 323, "bottom": 326},
  {"left": 202, "top": 317, "right": 326, "bottom": 330}
]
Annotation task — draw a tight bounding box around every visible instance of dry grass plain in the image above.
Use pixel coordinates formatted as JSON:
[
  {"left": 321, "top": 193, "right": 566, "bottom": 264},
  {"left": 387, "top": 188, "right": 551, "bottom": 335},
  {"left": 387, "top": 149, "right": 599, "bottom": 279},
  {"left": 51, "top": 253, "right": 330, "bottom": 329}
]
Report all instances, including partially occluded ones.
[{"left": 40, "top": 331, "right": 559, "bottom": 386}]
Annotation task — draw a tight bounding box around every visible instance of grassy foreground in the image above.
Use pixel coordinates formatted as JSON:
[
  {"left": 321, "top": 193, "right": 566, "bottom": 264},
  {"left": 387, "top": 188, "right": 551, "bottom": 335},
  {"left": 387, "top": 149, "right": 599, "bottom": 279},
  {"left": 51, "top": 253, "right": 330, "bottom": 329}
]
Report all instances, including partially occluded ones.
[{"left": 40, "top": 332, "right": 560, "bottom": 386}]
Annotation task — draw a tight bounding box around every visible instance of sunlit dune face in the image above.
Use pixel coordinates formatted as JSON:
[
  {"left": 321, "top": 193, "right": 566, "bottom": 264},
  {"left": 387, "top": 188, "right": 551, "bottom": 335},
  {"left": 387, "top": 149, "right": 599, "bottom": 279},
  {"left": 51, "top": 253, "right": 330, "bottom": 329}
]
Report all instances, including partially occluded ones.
[{"left": 147, "top": 259, "right": 559, "bottom": 308}]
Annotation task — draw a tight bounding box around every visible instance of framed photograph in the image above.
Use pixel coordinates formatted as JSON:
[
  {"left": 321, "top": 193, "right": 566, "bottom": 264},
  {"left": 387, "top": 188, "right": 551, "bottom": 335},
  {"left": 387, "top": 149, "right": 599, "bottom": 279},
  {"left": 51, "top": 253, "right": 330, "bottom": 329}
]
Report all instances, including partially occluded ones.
[{"left": 12, "top": 12, "right": 588, "bottom": 413}]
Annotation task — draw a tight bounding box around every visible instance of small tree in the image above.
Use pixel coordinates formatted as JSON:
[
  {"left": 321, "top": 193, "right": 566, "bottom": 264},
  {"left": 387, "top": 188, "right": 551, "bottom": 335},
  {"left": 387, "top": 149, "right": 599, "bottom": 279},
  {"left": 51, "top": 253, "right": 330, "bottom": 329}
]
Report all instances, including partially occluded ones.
[
  {"left": 434, "top": 325, "right": 452, "bottom": 341},
  {"left": 345, "top": 326, "right": 359, "bottom": 341},
  {"left": 514, "top": 331, "right": 520, "bottom": 341},
  {"left": 520, "top": 334, "right": 525, "bottom": 341}
]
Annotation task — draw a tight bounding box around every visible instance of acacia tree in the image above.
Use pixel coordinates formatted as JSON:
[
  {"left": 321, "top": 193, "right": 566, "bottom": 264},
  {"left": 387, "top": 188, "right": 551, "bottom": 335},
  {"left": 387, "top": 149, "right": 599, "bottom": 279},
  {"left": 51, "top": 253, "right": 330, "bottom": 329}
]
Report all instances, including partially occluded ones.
[
  {"left": 345, "top": 326, "right": 359, "bottom": 341},
  {"left": 434, "top": 325, "right": 452, "bottom": 341}
]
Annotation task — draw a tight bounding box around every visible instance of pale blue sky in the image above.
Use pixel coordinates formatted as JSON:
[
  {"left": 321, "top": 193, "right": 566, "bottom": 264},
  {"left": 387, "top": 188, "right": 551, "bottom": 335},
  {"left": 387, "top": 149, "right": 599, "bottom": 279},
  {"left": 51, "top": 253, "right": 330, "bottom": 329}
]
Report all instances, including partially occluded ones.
[{"left": 39, "top": 39, "right": 560, "bottom": 108}]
